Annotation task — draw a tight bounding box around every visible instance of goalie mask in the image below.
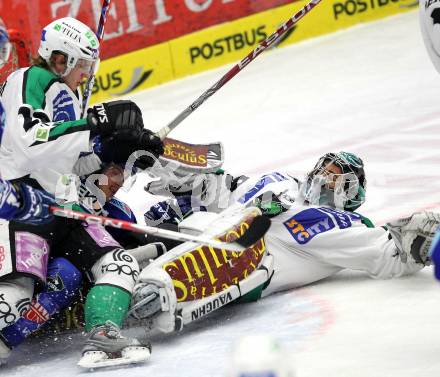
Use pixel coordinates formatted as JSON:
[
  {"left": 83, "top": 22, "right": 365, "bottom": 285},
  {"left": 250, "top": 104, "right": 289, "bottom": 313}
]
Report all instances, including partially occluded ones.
[
  {"left": 420, "top": 0, "right": 440, "bottom": 73},
  {"left": 303, "top": 151, "right": 366, "bottom": 211}
]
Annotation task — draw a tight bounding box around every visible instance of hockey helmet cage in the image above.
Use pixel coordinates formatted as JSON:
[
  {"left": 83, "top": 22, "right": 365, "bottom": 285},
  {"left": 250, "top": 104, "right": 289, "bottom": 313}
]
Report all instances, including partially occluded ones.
[
  {"left": 420, "top": 0, "right": 440, "bottom": 73},
  {"left": 38, "top": 17, "right": 99, "bottom": 77},
  {"left": 305, "top": 151, "right": 366, "bottom": 211}
]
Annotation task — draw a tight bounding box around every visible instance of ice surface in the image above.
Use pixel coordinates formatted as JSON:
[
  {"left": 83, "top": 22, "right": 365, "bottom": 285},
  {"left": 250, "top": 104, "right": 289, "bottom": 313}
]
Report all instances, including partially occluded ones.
[{"left": 4, "top": 10, "right": 440, "bottom": 376}]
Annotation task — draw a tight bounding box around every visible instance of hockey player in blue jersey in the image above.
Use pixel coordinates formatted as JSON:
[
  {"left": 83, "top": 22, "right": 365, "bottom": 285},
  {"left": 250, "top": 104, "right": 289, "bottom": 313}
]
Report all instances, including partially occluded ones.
[
  {"left": 419, "top": 0, "right": 440, "bottom": 282},
  {"left": 430, "top": 231, "right": 440, "bottom": 280},
  {"left": 0, "top": 15, "right": 166, "bottom": 367},
  {"left": 0, "top": 177, "right": 54, "bottom": 225},
  {"left": 0, "top": 162, "right": 166, "bottom": 364}
]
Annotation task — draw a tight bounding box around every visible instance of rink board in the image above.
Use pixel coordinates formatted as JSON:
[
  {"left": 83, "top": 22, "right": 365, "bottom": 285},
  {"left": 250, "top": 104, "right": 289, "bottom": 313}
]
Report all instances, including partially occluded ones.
[{"left": 91, "top": 0, "right": 413, "bottom": 103}]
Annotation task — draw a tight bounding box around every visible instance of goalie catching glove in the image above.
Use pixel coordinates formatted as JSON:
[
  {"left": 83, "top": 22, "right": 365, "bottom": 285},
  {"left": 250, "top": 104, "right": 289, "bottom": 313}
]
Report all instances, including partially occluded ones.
[
  {"left": 98, "top": 128, "right": 164, "bottom": 169},
  {"left": 386, "top": 211, "right": 440, "bottom": 265}
]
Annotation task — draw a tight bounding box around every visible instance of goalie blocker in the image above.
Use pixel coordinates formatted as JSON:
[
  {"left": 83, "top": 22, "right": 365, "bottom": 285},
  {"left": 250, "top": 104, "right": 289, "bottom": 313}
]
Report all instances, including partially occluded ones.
[{"left": 129, "top": 206, "right": 273, "bottom": 333}]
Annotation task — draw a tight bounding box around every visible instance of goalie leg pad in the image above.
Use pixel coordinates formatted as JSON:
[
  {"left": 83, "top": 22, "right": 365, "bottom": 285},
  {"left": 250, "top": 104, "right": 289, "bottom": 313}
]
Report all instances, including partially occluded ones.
[
  {"left": 131, "top": 206, "right": 271, "bottom": 333},
  {"left": 179, "top": 255, "right": 273, "bottom": 326}
]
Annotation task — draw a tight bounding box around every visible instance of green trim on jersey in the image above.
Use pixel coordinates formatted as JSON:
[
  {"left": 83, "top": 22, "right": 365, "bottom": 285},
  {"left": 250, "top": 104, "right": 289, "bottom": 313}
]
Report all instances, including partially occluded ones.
[
  {"left": 23, "top": 66, "right": 59, "bottom": 110},
  {"left": 23, "top": 66, "right": 90, "bottom": 145},
  {"left": 354, "top": 212, "right": 375, "bottom": 228},
  {"left": 30, "top": 118, "right": 89, "bottom": 146},
  {"left": 59, "top": 203, "right": 87, "bottom": 213},
  {"left": 48, "top": 118, "right": 88, "bottom": 138}
]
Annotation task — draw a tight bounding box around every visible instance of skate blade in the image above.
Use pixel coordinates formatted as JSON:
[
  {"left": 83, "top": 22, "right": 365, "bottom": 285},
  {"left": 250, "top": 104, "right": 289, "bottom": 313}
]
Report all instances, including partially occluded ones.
[{"left": 78, "top": 347, "right": 151, "bottom": 369}]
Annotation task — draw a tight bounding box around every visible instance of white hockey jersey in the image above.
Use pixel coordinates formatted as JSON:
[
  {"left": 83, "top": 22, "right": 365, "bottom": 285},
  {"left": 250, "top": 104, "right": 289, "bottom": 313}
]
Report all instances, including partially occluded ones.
[
  {"left": 261, "top": 204, "right": 422, "bottom": 296},
  {"left": 204, "top": 171, "right": 422, "bottom": 295},
  {"left": 0, "top": 66, "right": 91, "bottom": 198}
]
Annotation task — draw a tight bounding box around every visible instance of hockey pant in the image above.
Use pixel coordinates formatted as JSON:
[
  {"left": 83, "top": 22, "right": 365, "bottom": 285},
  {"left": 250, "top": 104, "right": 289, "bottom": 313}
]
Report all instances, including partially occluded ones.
[
  {"left": 50, "top": 219, "right": 140, "bottom": 332},
  {"left": 0, "top": 257, "right": 81, "bottom": 348},
  {"left": 0, "top": 219, "right": 57, "bottom": 332}
]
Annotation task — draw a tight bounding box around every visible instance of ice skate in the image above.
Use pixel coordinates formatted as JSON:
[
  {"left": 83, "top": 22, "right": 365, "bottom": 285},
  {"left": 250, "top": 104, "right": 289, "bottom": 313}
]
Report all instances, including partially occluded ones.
[{"left": 78, "top": 321, "right": 151, "bottom": 369}]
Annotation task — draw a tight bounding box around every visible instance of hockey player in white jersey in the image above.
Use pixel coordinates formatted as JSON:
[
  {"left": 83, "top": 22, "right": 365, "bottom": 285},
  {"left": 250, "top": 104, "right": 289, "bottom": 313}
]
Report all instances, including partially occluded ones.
[
  {"left": 0, "top": 20, "right": 58, "bottom": 225},
  {"left": 0, "top": 17, "right": 162, "bottom": 367},
  {"left": 130, "top": 151, "right": 438, "bottom": 334},
  {"left": 0, "top": 18, "right": 162, "bottom": 195},
  {"left": 0, "top": 24, "right": 76, "bottom": 364},
  {"left": 0, "top": 23, "right": 55, "bottom": 230},
  {"left": 144, "top": 151, "right": 367, "bottom": 220}
]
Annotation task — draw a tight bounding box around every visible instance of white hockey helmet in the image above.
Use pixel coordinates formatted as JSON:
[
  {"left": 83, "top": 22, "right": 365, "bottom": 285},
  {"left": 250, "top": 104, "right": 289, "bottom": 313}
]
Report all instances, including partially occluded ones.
[
  {"left": 420, "top": 0, "right": 440, "bottom": 73},
  {"left": 226, "top": 335, "right": 296, "bottom": 377},
  {"left": 0, "top": 18, "right": 11, "bottom": 68},
  {"left": 38, "top": 17, "right": 99, "bottom": 77}
]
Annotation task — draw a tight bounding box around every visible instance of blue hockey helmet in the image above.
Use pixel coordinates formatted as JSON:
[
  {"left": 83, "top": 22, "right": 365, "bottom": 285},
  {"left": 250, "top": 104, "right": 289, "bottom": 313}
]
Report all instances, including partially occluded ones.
[{"left": 0, "top": 19, "right": 11, "bottom": 68}]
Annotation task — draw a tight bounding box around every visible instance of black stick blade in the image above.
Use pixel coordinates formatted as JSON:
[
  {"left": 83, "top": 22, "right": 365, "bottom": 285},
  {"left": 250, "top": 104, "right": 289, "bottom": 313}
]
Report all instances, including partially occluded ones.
[{"left": 235, "top": 215, "right": 271, "bottom": 248}]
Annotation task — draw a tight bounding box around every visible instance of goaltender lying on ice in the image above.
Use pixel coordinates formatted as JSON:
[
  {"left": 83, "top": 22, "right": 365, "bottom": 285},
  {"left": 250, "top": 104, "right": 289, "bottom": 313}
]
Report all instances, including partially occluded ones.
[
  {"left": 131, "top": 152, "right": 437, "bottom": 337},
  {"left": 1, "top": 149, "right": 439, "bottom": 369}
]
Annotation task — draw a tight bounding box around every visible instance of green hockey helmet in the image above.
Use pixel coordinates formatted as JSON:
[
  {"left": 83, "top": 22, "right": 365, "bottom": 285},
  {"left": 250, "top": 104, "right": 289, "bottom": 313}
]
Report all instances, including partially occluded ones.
[{"left": 305, "top": 151, "right": 366, "bottom": 211}]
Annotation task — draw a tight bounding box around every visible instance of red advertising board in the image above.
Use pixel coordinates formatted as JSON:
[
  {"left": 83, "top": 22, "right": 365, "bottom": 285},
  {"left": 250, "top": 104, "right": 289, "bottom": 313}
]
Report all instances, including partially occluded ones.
[{"left": 0, "top": 0, "right": 296, "bottom": 60}]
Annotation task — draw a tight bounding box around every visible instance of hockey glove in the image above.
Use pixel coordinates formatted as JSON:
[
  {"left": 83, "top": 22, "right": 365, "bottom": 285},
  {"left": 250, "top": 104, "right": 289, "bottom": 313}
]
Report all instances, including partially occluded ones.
[
  {"left": 135, "top": 129, "right": 164, "bottom": 169},
  {"left": 387, "top": 211, "right": 440, "bottom": 265},
  {"left": 87, "top": 100, "right": 144, "bottom": 137},
  {"left": 99, "top": 128, "right": 164, "bottom": 168},
  {"left": 252, "top": 191, "right": 290, "bottom": 218},
  {"left": 144, "top": 195, "right": 206, "bottom": 226},
  {"left": 0, "top": 180, "right": 56, "bottom": 225}
]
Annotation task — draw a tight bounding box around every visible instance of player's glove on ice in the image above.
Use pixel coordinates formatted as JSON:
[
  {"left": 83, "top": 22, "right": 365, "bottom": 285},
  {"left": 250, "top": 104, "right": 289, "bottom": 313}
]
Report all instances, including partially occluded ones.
[
  {"left": 87, "top": 100, "right": 144, "bottom": 137},
  {"left": 387, "top": 211, "right": 440, "bottom": 266},
  {"left": 144, "top": 195, "right": 206, "bottom": 226}
]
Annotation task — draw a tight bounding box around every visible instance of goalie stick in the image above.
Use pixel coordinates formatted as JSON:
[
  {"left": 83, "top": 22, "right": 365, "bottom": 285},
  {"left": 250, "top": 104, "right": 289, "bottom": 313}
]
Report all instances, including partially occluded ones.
[
  {"left": 80, "top": 0, "right": 111, "bottom": 117},
  {"left": 155, "top": 0, "right": 322, "bottom": 140},
  {"left": 49, "top": 206, "right": 270, "bottom": 252}
]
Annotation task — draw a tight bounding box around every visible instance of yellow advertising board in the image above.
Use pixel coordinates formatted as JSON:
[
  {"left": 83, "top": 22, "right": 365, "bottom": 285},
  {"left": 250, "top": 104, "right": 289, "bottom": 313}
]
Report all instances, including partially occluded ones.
[
  {"left": 90, "top": 0, "right": 413, "bottom": 103},
  {"left": 170, "top": 0, "right": 411, "bottom": 78},
  {"left": 89, "top": 42, "right": 174, "bottom": 104}
]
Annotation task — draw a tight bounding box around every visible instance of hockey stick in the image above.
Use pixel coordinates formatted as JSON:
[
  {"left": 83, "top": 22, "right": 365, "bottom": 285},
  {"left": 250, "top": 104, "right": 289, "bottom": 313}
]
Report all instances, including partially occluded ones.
[
  {"left": 80, "top": 0, "right": 111, "bottom": 117},
  {"left": 155, "top": 0, "right": 321, "bottom": 140},
  {"left": 49, "top": 206, "right": 270, "bottom": 252}
]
